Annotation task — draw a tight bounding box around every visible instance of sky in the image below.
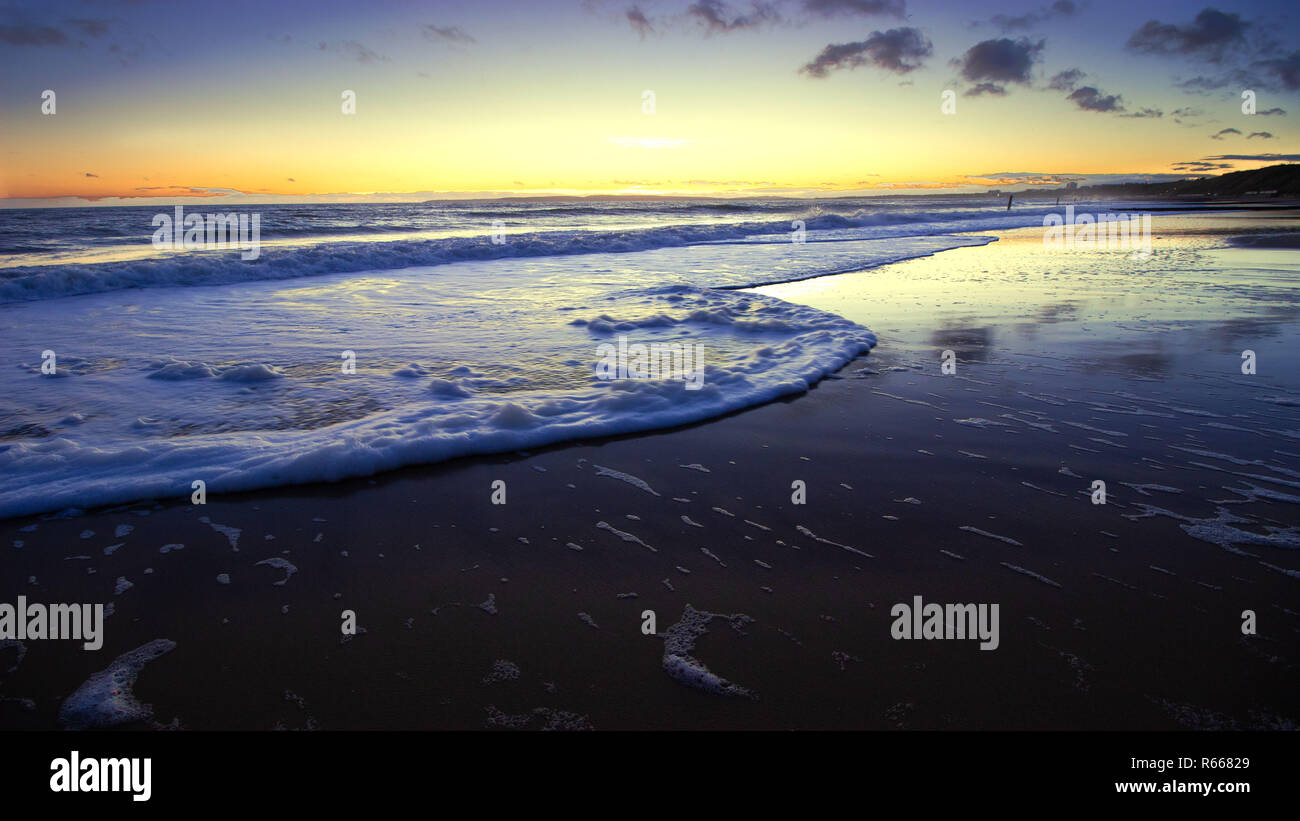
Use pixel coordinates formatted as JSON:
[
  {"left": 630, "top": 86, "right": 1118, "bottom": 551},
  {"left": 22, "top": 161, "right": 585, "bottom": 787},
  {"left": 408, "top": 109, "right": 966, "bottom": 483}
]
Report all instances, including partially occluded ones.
[{"left": 1, "top": 0, "right": 1297, "bottom": 205}]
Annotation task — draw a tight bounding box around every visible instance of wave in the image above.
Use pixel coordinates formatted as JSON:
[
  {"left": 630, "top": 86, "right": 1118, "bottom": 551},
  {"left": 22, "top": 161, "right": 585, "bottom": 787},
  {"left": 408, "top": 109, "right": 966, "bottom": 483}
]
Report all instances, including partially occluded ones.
[
  {"left": 0, "top": 285, "right": 874, "bottom": 518},
  {"left": 0, "top": 207, "right": 1039, "bottom": 302}
]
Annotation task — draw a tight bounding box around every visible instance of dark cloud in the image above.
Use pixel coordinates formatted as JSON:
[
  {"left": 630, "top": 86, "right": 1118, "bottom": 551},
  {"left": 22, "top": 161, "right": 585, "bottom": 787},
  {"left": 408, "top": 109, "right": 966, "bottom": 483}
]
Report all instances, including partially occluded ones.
[
  {"left": 1210, "top": 127, "right": 1242, "bottom": 139},
  {"left": 1246, "top": 131, "right": 1274, "bottom": 139},
  {"left": 0, "top": 23, "right": 68, "bottom": 46},
  {"left": 1175, "top": 74, "right": 1234, "bottom": 91},
  {"left": 1172, "top": 161, "right": 1235, "bottom": 171},
  {"left": 1043, "top": 68, "right": 1159, "bottom": 117},
  {"left": 687, "top": 0, "right": 780, "bottom": 33},
  {"left": 64, "top": 18, "right": 111, "bottom": 38},
  {"left": 802, "top": 0, "right": 905, "bottom": 19},
  {"left": 1067, "top": 86, "right": 1123, "bottom": 112},
  {"left": 1176, "top": 54, "right": 1298, "bottom": 95},
  {"left": 800, "top": 27, "right": 932, "bottom": 77},
  {"left": 605, "top": 0, "right": 902, "bottom": 39},
  {"left": 626, "top": 6, "right": 654, "bottom": 38},
  {"left": 1047, "top": 68, "right": 1083, "bottom": 91},
  {"left": 1255, "top": 50, "right": 1300, "bottom": 91},
  {"left": 1199, "top": 153, "right": 1300, "bottom": 161},
  {"left": 954, "top": 38, "right": 1043, "bottom": 88},
  {"left": 1126, "top": 8, "right": 1249, "bottom": 64},
  {"left": 987, "top": 0, "right": 1076, "bottom": 32},
  {"left": 964, "top": 82, "right": 1007, "bottom": 97},
  {"left": 422, "top": 25, "right": 475, "bottom": 44},
  {"left": 1258, "top": 107, "right": 1286, "bottom": 115}
]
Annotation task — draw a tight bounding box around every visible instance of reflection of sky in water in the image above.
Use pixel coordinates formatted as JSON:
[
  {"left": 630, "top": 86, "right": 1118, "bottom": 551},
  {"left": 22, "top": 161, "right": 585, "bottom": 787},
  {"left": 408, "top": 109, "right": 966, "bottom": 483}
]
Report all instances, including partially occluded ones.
[{"left": 756, "top": 215, "right": 1300, "bottom": 382}]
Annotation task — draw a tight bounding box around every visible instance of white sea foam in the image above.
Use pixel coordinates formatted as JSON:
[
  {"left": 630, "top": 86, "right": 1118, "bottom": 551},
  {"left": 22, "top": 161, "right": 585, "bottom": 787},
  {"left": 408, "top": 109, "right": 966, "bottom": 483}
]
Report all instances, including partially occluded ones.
[
  {"left": 0, "top": 270, "right": 875, "bottom": 517},
  {"left": 661, "top": 605, "right": 754, "bottom": 699},
  {"left": 58, "top": 639, "right": 176, "bottom": 729}
]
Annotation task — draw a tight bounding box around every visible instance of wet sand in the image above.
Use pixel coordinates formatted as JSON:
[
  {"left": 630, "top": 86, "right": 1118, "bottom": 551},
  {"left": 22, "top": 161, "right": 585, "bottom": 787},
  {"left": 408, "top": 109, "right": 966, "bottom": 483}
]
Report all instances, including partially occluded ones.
[{"left": 2, "top": 213, "right": 1298, "bottom": 730}]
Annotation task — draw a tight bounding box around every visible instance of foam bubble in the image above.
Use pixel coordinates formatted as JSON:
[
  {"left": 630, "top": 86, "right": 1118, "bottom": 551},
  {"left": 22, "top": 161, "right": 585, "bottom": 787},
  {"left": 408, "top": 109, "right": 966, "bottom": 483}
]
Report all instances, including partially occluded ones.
[{"left": 58, "top": 639, "right": 176, "bottom": 729}]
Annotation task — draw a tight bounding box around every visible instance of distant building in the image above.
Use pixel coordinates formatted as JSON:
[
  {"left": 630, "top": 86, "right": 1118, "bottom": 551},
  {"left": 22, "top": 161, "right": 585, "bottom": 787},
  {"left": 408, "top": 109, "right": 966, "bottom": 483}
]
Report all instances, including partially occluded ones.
[{"left": 989, "top": 189, "right": 1001, "bottom": 195}]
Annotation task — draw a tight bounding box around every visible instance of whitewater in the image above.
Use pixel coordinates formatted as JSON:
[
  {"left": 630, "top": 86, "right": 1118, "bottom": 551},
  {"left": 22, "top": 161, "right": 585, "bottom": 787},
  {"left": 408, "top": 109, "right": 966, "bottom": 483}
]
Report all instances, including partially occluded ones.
[{"left": 0, "top": 197, "right": 1126, "bottom": 518}]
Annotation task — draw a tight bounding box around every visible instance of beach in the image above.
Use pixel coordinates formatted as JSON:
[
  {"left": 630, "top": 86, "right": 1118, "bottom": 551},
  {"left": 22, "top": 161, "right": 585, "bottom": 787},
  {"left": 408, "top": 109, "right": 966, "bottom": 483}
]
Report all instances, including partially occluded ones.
[{"left": 2, "top": 211, "right": 1297, "bottom": 730}]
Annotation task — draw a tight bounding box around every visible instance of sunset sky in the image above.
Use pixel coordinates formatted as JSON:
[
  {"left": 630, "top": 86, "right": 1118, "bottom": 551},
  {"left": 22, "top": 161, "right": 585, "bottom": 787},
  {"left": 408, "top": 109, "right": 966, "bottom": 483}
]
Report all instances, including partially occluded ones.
[{"left": 1, "top": 0, "right": 1297, "bottom": 205}]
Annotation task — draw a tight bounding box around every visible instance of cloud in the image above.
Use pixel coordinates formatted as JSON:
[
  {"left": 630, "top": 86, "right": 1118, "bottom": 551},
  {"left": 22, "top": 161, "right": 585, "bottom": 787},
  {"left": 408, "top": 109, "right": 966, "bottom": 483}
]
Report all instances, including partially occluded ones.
[
  {"left": 64, "top": 18, "right": 111, "bottom": 38},
  {"left": 964, "top": 82, "right": 1006, "bottom": 97},
  {"left": 1175, "top": 73, "right": 1237, "bottom": 91},
  {"left": 953, "top": 38, "right": 1044, "bottom": 95},
  {"left": 1199, "top": 153, "right": 1300, "bottom": 161},
  {"left": 802, "top": 0, "right": 906, "bottom": 19},
  {"left": 422, "top": 25, "right": 475, "bottom": 45},
  {"left": 1168, "top": 154, "right": 1299, "bottom": 173},
  {"left": 1066, "top": 86, "right": 1122, "bottom": 112},
  {"left": 1, "top": 19, "right": 170, "bottom": 65},
  {"left": 1176, "top": 52, "right": 1299, "bottom": 94},
  {"left": 1210, "top": 127, "right": 1242, "bottom": 139},
  {"left": 1120, "top": 107, "right": 1163, "bottom": 119},
  {"left": 1246, "top": 131, "right": 1274, "bottom": 139},
  {"left": 1043, "top": 69, "right": 1159, "bottom": 117},
  {"left": 800, "top": 27, "right": 932, "bottom": 77},
  {"left": 130, "top": 186, "right": 238, "bottom": 198},
  {"left": 1126, "top": 8, "right": 1249, "bottom": 64},
  {"left": 0, "top": 23, "right": 68, "bottom": 46},
  {"left": 1172, "top": 161, "right": 1235, "bottom": 172},
  {"left": 985, "top": 0, "right": 1076, "bottom": 33},
  {"left": 1257, "top": 107, "right": 1286, "bottom": 115},
  {"left": 606, "top": 0, "right": 901, "bottom": 39},
  {"left": 1255, "top": 50, "right": 1300, "bottom": 91},
  {"left": 626, "top": 6, "right": 654, "bottom": 37},
  {"left": 964, "top": 171, "right": 1084, "bottom": 186},
  {"left": 317, "top": 40, "right": 388, "bottom": 63},
  {"left": 1047, "top": 68, "right": 1083, "bottom": 91},
  {"left": 687, "top": 0, "right": 779, "bottom": 34}
]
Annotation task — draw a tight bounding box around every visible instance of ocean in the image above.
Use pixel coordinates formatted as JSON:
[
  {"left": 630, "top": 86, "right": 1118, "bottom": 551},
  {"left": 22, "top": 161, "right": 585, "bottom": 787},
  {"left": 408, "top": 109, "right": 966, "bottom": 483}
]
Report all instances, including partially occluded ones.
[{"left": 0, "top": 196, "right": 1141, "bottom": 518}]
